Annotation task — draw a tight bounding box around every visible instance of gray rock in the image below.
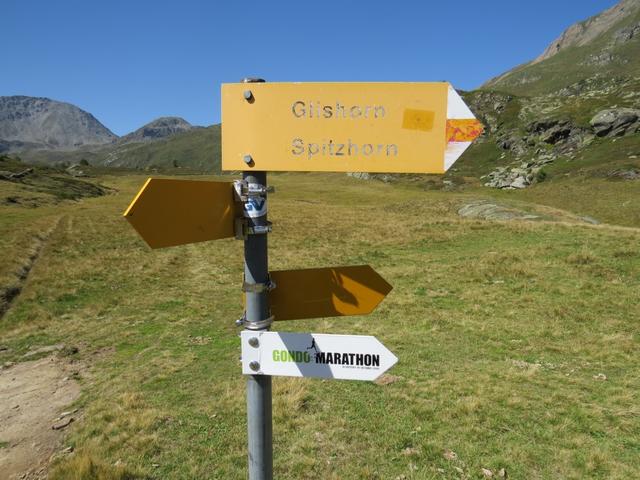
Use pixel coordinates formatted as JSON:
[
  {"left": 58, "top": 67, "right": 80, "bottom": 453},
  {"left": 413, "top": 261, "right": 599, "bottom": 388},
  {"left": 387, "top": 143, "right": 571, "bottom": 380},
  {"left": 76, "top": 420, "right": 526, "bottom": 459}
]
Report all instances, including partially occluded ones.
[
  {"left": 458, "top": 201, "right": 540, "bottom": 221},
  {"left": 510, "top": 177, "right": 528, "bottom": 189},
  {"left": 541, "top": 123, "right": 573, "bottom": 144},
  {"left": 0, "top": 168, "right": 34, "bottom": 181},
  {"left": 346, "top": 172, "right": 371, "bottom": 180},
  {"left": 579, "top": 216, "right": 600, "bottom": 225},
  {"left": 52, "top": 417, "right": 74, "bottom": 430},
  {"left": 613, "top": 22, "right": 640, "bottom": 44},
  {"left": 483, "top": 153, "right": 555, "bottom": 190},
  {"left": 582, "top": 51, "right": 616, "bottom": 66},
  {"left": 66, "top": 165, "right": 87, "bottom": 177},
  {"left": 608, "top": 168, "right": 640, "bottom": 180},
  {"left": 590, "top": 108, "right": 640, "bottom": 137}
]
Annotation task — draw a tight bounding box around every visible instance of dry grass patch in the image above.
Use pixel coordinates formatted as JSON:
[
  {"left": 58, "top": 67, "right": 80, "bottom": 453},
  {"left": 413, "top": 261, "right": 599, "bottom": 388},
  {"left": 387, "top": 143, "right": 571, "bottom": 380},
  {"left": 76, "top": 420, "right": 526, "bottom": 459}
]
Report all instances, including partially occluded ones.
[{"left": 49, "top": 450, "right": 145, "bottom": 480}]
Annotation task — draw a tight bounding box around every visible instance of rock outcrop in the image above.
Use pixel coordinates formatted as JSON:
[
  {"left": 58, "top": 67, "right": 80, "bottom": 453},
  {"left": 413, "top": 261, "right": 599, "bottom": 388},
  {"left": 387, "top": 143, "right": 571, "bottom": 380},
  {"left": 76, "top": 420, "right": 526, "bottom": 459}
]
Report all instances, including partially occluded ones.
[
  {"left": 590, "top": 108, "right": 640, "bottom": 137},
  {"left": 482, "top": 155, "right": 555, "bottom": 190}
]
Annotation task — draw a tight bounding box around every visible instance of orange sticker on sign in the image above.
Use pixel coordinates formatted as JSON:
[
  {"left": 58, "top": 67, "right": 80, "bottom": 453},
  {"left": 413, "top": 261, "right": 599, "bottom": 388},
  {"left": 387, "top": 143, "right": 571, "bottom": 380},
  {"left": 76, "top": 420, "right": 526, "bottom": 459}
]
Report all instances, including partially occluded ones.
[{"left": 446, "top": 119, "right": 484, "bottom": 142}]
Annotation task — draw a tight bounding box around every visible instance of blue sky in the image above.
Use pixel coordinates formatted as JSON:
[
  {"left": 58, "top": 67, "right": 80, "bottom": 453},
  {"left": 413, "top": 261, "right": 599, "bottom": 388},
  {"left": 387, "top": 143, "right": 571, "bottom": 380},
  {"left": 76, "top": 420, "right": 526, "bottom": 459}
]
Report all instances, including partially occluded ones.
[{"left": 3, "top": 0, "right": 618, "bottom": 135}]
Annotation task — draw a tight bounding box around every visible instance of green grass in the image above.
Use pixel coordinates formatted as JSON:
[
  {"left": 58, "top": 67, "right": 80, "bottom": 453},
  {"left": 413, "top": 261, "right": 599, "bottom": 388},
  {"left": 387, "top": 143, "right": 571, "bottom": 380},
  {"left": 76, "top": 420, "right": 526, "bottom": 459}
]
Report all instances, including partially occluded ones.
[{"left": 1, "top": 172, "right": 638, "bottom": 479}]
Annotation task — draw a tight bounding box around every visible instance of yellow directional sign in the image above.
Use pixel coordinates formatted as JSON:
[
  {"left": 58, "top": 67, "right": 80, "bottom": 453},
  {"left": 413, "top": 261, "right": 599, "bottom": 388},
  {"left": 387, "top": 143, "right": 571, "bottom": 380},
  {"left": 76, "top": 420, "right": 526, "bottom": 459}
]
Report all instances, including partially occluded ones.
[
  {"left": 123, "top": 178, "right": 238, "bottom": 249},
  {"left": 267, "top": 265, "right": 392, "bottom": 321},
  {"left": 222, "top": 82, "right": 482, "bottom": 174}
]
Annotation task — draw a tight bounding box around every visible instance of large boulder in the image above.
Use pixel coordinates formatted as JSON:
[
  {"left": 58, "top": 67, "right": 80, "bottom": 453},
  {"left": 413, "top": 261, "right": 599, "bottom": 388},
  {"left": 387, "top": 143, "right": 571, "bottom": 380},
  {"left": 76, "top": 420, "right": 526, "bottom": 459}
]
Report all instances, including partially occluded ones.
[
  {"left": 590, "top": 108, "right": 640, "bottom": 137},
  {"left": 458, "top": 201, "right": 540, "bottom": 221}
]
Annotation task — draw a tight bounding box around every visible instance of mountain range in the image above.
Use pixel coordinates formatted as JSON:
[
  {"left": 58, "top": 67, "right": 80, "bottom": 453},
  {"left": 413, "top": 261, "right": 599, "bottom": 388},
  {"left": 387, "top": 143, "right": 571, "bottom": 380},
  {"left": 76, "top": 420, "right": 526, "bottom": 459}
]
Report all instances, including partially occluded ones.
[
  {"left": 1, "top": 0, "right": 639, "bottom": 182},
  {"left": 0, "top": 95, "right": 218, "bottom": 171}
]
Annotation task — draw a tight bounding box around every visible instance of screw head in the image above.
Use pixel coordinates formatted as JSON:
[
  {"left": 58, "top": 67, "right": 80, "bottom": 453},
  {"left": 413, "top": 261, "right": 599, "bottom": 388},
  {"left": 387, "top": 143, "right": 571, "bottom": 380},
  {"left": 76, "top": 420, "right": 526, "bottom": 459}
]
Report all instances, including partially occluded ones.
[
  {"left": 243, "top": 90, "right": 253, "bottom": 101},
  {"left": 248, "top": 337, "right": 259, "bottom": 348},
  {"left": 249, "top": 361, "right": 260, "bottom": 372},
  {"left": 243, "top": 154, "right": 254, "bottom": 166}
]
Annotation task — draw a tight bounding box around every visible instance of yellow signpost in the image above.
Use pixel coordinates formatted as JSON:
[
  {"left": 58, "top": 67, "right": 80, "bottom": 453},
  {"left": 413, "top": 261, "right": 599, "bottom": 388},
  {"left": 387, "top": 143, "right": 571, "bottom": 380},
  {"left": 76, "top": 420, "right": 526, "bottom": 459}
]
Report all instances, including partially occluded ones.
[
  {"left": 123, "top": 178, "right": 238, "bottom": 249},
  {"left": 267, "top": 265, "right": 392, "bottom": 321},
  {"left": 123, "top": 78, "right": 483, "bottom": 480},
  {"left": 222, "top": 82, "right": 482, "bottom": 174}
]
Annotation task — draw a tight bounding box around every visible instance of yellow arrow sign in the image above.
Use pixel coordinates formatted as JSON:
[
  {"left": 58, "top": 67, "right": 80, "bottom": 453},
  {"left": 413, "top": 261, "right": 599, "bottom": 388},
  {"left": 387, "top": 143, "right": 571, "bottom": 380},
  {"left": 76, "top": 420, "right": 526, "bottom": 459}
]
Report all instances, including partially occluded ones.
[
  {"left": 221, "top": 82, "right": 482, "bottom": 174},
  {"left": 123, "top": 178, "right": 238, "bottom": 249},
  {"left": 267, "top": 265, "right": 392, "bottom": 321}
]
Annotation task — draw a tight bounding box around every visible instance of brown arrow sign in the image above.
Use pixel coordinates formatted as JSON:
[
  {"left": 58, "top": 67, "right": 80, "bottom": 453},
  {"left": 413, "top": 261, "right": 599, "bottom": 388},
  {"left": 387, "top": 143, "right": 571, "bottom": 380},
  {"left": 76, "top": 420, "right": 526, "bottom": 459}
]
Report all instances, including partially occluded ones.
[
  {"left": 268, "top": 265, "right": 392, "bottom": 321},
  {"left": 123, "top": 178, "right": 239, "bottom": 249}
]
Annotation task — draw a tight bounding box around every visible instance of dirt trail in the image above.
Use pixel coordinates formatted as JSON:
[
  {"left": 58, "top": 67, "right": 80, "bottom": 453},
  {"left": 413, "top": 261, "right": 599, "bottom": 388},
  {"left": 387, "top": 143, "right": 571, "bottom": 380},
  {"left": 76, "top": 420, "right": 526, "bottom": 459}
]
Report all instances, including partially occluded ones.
[
  {"left": 0, "top": 356, "right": 80, "bottom": 479},
  {"left": 0, "top": 216, "right": 64, "bottom": 321}
]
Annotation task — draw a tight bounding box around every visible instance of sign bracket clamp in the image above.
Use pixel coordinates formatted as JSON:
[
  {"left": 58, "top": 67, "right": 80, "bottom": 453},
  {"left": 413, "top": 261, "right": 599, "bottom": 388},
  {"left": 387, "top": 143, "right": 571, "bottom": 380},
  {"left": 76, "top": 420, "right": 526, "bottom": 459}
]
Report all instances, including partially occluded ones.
[
  {"left": 235, "top": 218, "right": 273, "bottom": 240},
  {"left": 233, "top": 179, "right": 274, "bottom": 202},
  {"left": 242, "top": 275, "right": 276, "bottom": 294},
  {"left": 236, "top": 312, "right": 274, "bottom": 330}
]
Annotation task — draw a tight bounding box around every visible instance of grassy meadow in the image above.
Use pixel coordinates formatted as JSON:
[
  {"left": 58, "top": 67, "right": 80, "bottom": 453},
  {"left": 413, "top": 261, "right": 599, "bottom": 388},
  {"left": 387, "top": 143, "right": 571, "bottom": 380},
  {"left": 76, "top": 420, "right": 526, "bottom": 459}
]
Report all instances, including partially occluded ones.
[{"left": 0, "top": 172, "right": 639, "bottom": 479}]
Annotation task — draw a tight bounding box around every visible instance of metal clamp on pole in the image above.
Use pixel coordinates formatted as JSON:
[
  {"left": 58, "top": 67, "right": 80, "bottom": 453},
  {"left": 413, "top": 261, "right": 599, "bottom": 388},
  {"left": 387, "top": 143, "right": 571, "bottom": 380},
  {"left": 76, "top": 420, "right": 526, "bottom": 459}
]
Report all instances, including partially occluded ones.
[
  {"left": 242, "top": 276, "right": 276, "bottom": 294},
  {"left": 237, "top": 312, "right": 274, "bottom": 330},
  {"left": 233, "top": 180, "right": 275, "bottom": 203},
  {"left": 235, "top": 218, "right": 272, "bottom": 240}
]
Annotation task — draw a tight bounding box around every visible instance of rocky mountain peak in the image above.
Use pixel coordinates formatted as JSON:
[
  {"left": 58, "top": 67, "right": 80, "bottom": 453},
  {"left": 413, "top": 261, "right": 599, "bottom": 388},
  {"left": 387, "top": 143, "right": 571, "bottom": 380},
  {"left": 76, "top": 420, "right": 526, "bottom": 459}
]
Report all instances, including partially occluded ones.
[
  {"left": 533, "top": 0, "right": 639, "bottom": 64},
  {"left": 482, "top": 0, "right": 640, "bottom": 95},
  {"left": 0, "top": 96, "right": 117, "bottom": 153},
  {"left": 119, "top": 117, "right": 194, "bottom": 144}
]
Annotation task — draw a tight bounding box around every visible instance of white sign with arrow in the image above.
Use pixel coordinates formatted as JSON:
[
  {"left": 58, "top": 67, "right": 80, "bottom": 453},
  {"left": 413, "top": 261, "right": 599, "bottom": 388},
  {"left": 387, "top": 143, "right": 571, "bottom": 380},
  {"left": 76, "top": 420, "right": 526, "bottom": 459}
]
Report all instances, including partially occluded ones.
[{"left": 241, "top": 331, "right": 398, "bottom": 381}]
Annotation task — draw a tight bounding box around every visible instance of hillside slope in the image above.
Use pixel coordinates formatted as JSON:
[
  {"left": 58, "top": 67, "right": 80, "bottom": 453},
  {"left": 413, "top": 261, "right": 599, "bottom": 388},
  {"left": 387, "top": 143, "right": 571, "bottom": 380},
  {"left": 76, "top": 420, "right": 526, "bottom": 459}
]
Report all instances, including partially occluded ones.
[{"left": 101, "top": 124, "right": 221, "bottom": 172}]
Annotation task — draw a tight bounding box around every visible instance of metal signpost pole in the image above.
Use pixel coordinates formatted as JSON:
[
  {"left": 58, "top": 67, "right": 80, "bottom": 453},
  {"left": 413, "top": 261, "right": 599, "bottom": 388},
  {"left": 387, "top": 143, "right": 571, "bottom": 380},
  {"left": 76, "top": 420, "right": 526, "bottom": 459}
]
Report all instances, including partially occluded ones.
[
  {"left": 239, "top": 77, "right": 273, "bottom": 480},
  {"left": 242, "top": 169, "right": 273, "bottom": 480}
]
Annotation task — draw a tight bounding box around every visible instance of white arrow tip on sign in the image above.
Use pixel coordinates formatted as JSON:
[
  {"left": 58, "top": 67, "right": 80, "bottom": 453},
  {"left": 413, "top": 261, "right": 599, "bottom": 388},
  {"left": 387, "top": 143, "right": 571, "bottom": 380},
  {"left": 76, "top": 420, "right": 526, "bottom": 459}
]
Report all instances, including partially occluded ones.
[{"left": 445, "top": 86, "right": 483, "bottom": 171}]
